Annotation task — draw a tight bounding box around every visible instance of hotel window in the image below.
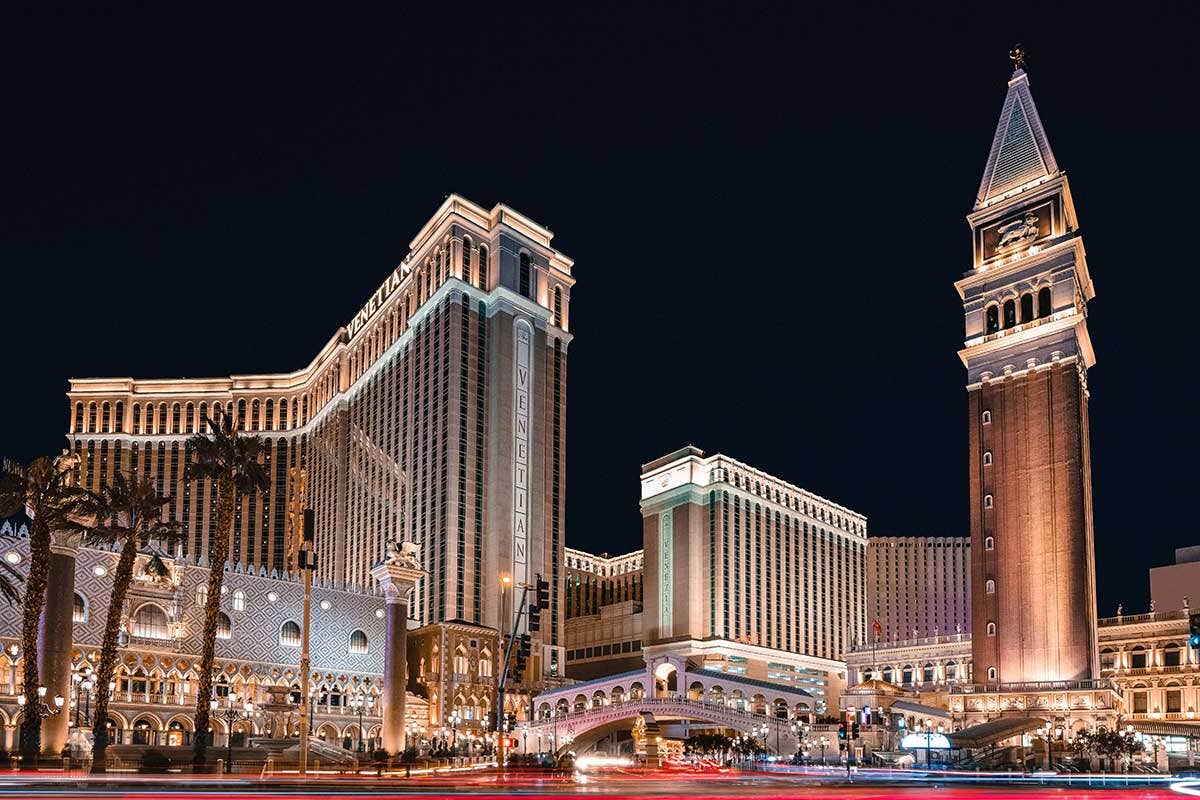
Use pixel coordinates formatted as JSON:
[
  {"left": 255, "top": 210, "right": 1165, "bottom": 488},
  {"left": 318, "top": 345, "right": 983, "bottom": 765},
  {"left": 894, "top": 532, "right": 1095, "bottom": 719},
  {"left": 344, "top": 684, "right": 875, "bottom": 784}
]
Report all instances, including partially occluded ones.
[
  {"left": 349, "top": 630, "right": 368, "bottom": 655},
  {"left": 519, "top": 252, "right": 532, "bottom": 298},
  {"left": 1020, "top": 293, "right": 1034, "bottom": 323},
  {"left": 985, "top": 579, "right": 995, "bottom": 594},
  {"left": 986, "top": 621, "right": 996, "bottom": 637},
  {"left": 985, "top": 536, "right": 994, "bottom": 551},
  {"left": 1132, "top": 691, "right": 1147, "bottom": 714},
  {"left": 195, "top": 584, "right": 207, "bottom": 606},
  {"left": 251, "top": 399, "right": 260, "bottom": 431},
  {"left": 987, "top": 666, "right": 997, "bottom": 681},
  {"left": 232, "top": 589, "right": 246, "bottom": 612},
  {"left": 131, "top": 404, "right": 141, "bottom": 434},
  {"left": 982, "top": 451, "right": 992, "bottom": 466},
  {"left": 132, "top": 604, "right": 171, "bottom": 640},
  {"left": 72, "top": 592, "right": 88, "bottom": 623},
  {"left": 1167, "top": 689, "right": 1183, "bottom": 714},
  {"left": 1130, "top": 647, "right": 1147, "bottom": 669},
  {"left": 462, "top": 236, "right": 472, "bottom": 280},
  {"left": 983, "top": 494, "right": 993, "bottom": 509},
  {"left": 265, "top": 399, "right": 274, "bottom": 431},
  {"left": 553, "top": 286, "right": 563, "bottom": 328},
  {"left": 185, "top": 403, "right": 194, "bottom": 433},
  {"left": 1165, "top": 647, "right": 1182, "bottom": 667},
  {"left": 982, "top": 410, "right": 991, "bottom": 424},
  {"left": 280, "top": 621, "right": 302, "bottom": 647},
  {"left": 216, "top": 611, "right": 232, "bottom": 640},
  {"left": 1003, "top": 299, "right": 1016, "bottom": 328}
]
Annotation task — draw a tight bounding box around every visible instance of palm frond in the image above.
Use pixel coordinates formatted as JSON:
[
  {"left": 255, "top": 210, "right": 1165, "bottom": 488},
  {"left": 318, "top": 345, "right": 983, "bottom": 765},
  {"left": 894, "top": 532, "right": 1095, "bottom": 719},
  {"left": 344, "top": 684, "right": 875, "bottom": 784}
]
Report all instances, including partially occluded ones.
[{"left": 0, "top": 558, "right": 21, "bottom": 605}]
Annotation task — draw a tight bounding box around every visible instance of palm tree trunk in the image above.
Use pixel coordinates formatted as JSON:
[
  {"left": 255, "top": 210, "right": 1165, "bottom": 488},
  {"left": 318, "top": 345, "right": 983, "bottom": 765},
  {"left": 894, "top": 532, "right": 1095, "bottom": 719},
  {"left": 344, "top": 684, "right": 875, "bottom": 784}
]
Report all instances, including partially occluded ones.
[
  {"left": 19, "top": 517, "right": 52, "bottom": 764},
  {"left": 192, "top": 476, "right": 234, "bottom": 766},
  {"left": 89, "top": 536, "right": 139, "bottom": 774}
]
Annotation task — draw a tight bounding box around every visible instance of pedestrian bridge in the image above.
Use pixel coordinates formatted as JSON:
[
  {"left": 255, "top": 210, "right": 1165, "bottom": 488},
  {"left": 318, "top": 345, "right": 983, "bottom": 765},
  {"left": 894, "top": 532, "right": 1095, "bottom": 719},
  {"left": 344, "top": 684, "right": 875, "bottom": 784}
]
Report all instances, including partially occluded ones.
[{"left": 524, "top": 696, "right": 800, "bottom": 755}]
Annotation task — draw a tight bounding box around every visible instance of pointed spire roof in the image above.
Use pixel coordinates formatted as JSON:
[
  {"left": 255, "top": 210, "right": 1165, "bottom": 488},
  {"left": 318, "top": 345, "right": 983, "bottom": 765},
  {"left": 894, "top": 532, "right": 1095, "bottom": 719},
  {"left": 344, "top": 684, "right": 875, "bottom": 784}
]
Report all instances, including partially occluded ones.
[{"left": 975, "top": 68, "right": 1060, "bottom": 209}]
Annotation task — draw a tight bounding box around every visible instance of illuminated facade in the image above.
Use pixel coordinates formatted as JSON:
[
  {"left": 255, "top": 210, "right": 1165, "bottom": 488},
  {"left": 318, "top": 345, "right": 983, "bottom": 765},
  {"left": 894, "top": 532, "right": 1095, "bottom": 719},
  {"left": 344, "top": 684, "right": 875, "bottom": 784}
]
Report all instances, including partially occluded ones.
[
  {"left": 956, "top": 65, "right": 1099, "bottom": 686},
  {"left": 63, "top": 195, "right": 574, "bottom": 679},
  {"left": 866, "top": 536, "right": 970, "bottom": 643},
  {"left": 638, "top": 446, "right": 868, "bottom": 712},
  {"left": 563, "top": 548, "right": 644, "bottom": 679},
  {"left": 0, "top": 530, "right": 390, "bottom": 753}
]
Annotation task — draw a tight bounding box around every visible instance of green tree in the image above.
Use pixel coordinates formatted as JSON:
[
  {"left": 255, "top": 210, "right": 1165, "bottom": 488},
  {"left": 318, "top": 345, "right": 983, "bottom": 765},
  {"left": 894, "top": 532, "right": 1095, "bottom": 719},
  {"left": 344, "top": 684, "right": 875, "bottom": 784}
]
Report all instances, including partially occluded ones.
[
  {"left": 685, "top": 731, "right": 733, "bottom": 756},
  {"left": 0, "top": 455, "right": 87, "bottom": 762},
  {"left": 185, "top": 409, "right": 268, "bottom": 765},
  {"left": 78, "top": 471, "right": 181, "bottom": 773}
]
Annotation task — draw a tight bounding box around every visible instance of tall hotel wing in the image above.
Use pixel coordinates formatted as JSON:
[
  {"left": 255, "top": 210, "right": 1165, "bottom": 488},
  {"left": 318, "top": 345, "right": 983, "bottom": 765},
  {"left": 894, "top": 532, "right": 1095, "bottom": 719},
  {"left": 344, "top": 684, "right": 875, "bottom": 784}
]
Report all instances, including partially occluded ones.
[{"left": 65, "top": 195, "right": 574, "bottom": 676}]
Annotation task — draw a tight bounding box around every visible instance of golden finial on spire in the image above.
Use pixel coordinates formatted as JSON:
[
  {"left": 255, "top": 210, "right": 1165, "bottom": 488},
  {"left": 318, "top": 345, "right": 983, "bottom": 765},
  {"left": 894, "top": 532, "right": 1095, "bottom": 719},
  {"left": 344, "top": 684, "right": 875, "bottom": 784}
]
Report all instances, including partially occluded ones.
[{"left": 1009, "top": 43, "right": 1027, "bottom": 71}]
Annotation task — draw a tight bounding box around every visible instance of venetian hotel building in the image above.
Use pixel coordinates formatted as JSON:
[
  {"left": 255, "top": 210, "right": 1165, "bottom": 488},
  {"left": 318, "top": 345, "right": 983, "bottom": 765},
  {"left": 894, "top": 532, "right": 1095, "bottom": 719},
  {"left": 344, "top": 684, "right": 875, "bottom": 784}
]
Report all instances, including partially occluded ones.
[{"left": 63, "top": 195, "right": 574, "bottom": 679}]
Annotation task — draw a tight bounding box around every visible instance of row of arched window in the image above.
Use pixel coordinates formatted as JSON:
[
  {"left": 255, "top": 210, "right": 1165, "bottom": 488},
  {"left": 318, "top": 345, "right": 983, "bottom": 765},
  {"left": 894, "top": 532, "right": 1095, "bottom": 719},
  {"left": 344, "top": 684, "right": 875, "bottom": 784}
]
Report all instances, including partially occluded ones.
[
  {"left": 715, "top": 468, "right": 864, "bottom": 535},
  {"left": 985, "top": 286, "right": 1052, "bottom": 334}
]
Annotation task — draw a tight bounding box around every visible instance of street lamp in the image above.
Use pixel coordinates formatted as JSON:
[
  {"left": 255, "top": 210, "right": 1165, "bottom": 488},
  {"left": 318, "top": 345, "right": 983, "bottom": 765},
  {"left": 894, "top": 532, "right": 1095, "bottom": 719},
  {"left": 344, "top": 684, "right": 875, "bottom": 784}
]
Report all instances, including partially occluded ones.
[
  {"left": 350, "top": 693, "right": 374, "bottom": 752},
  {"left": 448, "top": 709, "right": 462, "bottom": 752},
  {"left": 210, "top": 691, "right": 255, "bottom": 774},
  {"left": 17, "top": 685, "right": 65, "bottom": 722}
]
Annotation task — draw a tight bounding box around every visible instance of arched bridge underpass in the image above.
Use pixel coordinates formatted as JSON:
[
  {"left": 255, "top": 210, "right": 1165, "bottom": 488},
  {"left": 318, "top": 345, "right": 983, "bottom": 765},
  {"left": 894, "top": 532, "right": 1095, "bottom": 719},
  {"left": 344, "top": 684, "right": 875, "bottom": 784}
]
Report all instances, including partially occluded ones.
[{"left": 524, "top": 697, "right": 799, "bottom": 756}]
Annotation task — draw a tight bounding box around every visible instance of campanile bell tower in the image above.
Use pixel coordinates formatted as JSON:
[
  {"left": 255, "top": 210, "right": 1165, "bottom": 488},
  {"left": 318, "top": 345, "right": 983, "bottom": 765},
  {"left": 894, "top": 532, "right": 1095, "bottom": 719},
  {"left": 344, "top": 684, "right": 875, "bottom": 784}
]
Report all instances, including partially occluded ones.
[{"left": 956, "top": 57, "right": 1099, "bottom": 685}]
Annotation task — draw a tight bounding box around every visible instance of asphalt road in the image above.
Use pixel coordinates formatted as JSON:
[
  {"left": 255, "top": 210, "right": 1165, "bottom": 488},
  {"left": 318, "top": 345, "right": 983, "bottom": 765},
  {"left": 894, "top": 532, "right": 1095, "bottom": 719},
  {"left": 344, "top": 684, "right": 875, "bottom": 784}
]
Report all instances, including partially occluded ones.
[{"left": 0, "top": 766, "right": 1187, "bottom": 798}]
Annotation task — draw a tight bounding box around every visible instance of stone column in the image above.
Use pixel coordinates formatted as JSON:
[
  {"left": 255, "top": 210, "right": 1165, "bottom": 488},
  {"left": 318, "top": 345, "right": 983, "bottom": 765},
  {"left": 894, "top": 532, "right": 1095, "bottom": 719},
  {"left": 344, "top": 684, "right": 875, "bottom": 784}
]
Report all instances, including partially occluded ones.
[
  {"left": 39, "top": 530, "right": 81, "bottom": 756},
  {"left": 371, "top": 553, "right": 425, "bottom": 755}
]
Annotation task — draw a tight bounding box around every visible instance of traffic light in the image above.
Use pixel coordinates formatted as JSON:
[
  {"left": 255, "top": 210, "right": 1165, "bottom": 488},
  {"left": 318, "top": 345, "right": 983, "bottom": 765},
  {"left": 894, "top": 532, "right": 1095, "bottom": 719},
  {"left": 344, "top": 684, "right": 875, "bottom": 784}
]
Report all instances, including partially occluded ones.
[
  {"left": 851, "top": 721, "right": 860, "bottom": 740},
  {"left": 537, "top": 575, "right": 550, "bottom": 608},
  {"left": 837, "top": 723, "right": 846, "bottom": 740},
  {"left": 504, "top": 712, "right": 515, "bottom": 732},
  {"left": 1190, "top": 613, "right": 1200, "bottom": 648},
  {"left": 527, "top": 601, "right": 541, "bottom": 633},
  {"left": 486, "top": 710, "right": 497, "bottom": 731}
]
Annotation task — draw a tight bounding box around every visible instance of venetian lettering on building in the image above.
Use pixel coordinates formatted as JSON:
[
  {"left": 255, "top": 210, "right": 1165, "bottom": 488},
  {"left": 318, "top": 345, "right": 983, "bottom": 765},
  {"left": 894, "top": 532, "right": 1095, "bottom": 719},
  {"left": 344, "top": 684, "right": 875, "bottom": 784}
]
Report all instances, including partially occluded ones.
[
  {"left": 659, "top": 508, "right": 673, "bottom": 635},
  {"left": 347, "top": 262, "right": 414, "bottom": 340},
  {"left": 513, "top": 319, "right": 533, "bottom": 594}
]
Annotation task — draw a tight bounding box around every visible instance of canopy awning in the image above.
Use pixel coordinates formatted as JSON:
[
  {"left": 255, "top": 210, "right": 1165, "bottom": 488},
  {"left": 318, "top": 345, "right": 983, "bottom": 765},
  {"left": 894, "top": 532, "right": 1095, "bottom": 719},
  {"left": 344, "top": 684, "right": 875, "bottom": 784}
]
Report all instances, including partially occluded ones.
[
  {"left": 890, "top": 699, "right": 951, "bottom": 719},
  {"left": 946, "top": 717, "right": 1046, "bottom": 749}
]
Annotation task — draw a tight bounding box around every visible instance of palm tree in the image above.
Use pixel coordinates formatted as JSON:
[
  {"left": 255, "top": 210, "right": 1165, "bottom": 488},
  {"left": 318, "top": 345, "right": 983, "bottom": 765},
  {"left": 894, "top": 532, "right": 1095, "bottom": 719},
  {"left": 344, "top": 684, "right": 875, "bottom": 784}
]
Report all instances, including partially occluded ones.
[
  {"left": 78, "top": 471, "right": 181, "bottom": 773},
  {"left": 185, "top": 408, "right": 268, "bottom": 765},
  {"left": 0, "top": 455, "right": 88, "bottom": 762}
]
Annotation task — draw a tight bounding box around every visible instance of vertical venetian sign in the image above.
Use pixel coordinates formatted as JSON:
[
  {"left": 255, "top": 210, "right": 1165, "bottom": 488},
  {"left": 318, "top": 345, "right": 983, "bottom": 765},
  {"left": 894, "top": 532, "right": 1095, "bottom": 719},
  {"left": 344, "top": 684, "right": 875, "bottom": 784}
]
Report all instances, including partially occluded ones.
[
  {"left": 512, "top": 319, "right": 533, "bottom": 590},
  {"left": 659, "top": 508, "right": 673, "bottom": 635}
]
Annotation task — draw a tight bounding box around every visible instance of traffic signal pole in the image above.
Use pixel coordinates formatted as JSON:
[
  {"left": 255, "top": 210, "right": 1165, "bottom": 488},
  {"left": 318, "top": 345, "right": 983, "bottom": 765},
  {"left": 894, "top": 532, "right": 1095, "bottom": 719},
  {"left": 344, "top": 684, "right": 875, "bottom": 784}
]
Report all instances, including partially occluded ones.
[{"left": 495, "top": 575, "right": 551, "bottom": 768}]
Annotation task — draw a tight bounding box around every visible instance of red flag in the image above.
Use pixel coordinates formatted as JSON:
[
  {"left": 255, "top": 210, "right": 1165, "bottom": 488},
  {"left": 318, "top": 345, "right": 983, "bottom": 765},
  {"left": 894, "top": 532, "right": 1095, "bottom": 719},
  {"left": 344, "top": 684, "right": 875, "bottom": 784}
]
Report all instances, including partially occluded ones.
[{"left": 872, "top": 618, "right": 882, "bottom": 636}]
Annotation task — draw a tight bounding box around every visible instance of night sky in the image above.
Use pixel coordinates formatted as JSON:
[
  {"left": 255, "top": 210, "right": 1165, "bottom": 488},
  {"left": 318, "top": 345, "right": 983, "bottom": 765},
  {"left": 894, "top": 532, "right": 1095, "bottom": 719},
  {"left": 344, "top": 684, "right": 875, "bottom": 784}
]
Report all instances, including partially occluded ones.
[{"left": 2, "top": 4, "right": 1197, "bottom": 613}]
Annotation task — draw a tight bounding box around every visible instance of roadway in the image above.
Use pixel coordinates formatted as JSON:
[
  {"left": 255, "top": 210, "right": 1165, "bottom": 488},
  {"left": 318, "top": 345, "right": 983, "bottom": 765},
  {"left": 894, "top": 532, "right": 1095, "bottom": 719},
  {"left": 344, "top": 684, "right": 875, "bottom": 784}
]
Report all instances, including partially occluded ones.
[{"left": 0, "top": 766, "right": 1189, "bottom": 798}]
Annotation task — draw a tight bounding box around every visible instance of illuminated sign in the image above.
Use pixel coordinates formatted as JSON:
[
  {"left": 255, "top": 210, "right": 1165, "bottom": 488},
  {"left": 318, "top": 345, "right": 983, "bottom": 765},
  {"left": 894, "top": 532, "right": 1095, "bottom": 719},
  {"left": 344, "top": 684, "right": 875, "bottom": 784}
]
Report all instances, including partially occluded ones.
[
  {"left": 659, "top": 508, "right": 673, "bottom": 634},
  {"left": 512, "top": 319, "right": 533, "bottom": 598},
  {"left": 900, "top": 732, "right": 950, "bottom": 750},
  {"left": 347, "top": 262, "right": 413, "bottom": 340}
]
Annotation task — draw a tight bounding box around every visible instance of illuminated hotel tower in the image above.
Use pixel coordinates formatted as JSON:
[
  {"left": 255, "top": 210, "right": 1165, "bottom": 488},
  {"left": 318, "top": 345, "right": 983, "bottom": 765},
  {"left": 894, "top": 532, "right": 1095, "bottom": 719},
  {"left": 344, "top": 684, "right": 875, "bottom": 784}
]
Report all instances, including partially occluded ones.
[
  {"left": 956, "top": 64, "right": 1099, "bottom": 685},
  {"left": 65, "top": 195, "right": 573, "bottom": 676}
]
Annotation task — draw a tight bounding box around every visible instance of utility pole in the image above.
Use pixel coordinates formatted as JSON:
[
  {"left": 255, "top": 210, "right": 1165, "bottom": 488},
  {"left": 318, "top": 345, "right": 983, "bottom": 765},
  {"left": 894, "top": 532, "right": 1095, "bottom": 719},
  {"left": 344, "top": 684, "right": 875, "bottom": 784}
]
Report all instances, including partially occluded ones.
[{"left": 298, "top": 506, "right": 316, "bottom": 776}]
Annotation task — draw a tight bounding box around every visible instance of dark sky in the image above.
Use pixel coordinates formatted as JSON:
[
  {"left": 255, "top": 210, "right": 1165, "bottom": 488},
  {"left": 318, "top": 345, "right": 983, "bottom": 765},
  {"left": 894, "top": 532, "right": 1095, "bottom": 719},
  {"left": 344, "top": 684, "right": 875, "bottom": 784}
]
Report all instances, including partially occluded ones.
[{"left": 2, "top": 3, "right": 1197, "bottom": 613}]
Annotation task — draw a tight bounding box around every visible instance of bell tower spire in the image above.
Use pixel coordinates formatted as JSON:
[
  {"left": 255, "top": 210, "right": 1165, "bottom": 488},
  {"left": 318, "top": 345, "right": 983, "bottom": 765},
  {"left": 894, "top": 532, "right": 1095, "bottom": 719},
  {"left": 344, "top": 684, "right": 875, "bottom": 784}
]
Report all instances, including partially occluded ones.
[{"left": 975, "top": 50, "right": 1060, "bottom": 209}]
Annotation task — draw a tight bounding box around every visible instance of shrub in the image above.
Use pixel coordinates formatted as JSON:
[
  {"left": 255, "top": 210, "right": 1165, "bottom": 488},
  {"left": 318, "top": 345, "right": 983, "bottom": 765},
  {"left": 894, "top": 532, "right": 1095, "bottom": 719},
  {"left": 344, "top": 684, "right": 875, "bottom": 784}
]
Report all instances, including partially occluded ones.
[{"left": 138, "top": 748, "right": 172, "bottom": 774}]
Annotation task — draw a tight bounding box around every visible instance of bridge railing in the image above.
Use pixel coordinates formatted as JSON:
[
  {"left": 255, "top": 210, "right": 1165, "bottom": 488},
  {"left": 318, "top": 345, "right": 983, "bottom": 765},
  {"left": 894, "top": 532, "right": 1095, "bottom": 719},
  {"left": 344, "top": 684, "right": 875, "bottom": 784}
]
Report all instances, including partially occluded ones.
[{"left": 530, "top": 695, "right": 795, "bottom": 729}]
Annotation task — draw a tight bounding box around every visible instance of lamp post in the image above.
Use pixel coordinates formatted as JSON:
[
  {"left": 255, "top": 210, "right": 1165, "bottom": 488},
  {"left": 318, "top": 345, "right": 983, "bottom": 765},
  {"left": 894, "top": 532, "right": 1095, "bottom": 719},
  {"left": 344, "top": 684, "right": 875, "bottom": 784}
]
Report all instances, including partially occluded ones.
[
  {"left": 210, "top": 691, "right": 255, "bottom": 774},
  {"left": 448, "top": 709, "right": 462, "bottom": 752},
  {"left": 351, "top": 693, "right": 373, "bottom": 752},
  {"left": 297, "top": 506, "right": 315, "bottom": 776},
  {"left": 819, "top": 735, "right": 830, "bottom": 766}
]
